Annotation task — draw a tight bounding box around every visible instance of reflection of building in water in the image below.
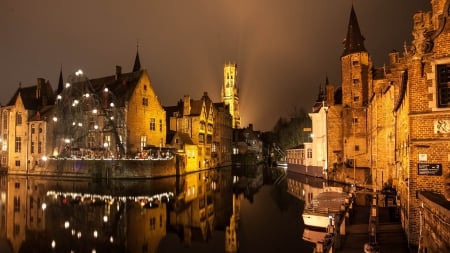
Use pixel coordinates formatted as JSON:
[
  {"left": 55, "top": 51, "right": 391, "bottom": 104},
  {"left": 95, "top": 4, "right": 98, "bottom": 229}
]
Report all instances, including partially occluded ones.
[
  {"left": 232, "top": 164, "right": 264, "bottom": 203},
  {"left": 127, "top": 201, "right": 166, "bottom": 253},
  {"left": 225, "top": 193, "right": 241, "bottom": 253},
  {"left": 169, "top": 170, "right": 215, "bottom": 246},
  {"left": 7, "top": 176, "right": 35, "bottom": 252},
  {"left": 286, "top": 174, "right": 326, "bottom": 207},
  {"left": 1, "top": 175, "right": 176, "bottom": 253},
  {"left": 0, "top": 176, "right": 7, "bottom": 244}
]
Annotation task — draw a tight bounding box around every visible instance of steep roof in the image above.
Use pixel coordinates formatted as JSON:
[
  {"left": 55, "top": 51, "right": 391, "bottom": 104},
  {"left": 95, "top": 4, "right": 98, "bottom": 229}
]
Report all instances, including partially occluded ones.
[
  {"left": 342, "top": 5, "right": 366, "bottom": 56},
  {"left": 8, "top": 79, "right": 55, "bottom": 110},
  {"left": 133, "top": 47, "right": 141, "bottom": 72},
  {"left": 78, "top": 70, "right": 145, "bottom": 108}
]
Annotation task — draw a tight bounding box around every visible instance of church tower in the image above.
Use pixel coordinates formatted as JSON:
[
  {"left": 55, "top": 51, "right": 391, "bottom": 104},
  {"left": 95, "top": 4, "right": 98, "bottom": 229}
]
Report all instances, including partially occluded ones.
[
  {"left": 221, "top": 63, "right": 241, "bottom": 129},
  {"left": 341, "top": 5, "right": 371, "bottom": 170}
]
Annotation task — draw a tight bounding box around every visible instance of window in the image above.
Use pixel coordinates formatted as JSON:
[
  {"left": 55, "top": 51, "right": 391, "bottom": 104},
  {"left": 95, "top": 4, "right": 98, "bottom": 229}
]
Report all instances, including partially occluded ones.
[
  {"left": 352, "top": 60, "right": 360, "bottom": 66},
  {"left": 353, "top": 96, "right": 359, "bottom": 102},
  {"left": 355, "top": 145, "right": 360, "bottom": 151},
  {"left": 15, "top": 137, "right": 21, "bottom": 152},
  {"left": 159, "top": 119, "right": 162, "bottom": 132},
  {"left": 353, "top": 117, "right": 359, "bottom": 124},
  {"left": 31, "top": 125, "right": 35, "bottom": 134},
  {"left": 199, "top": 133, "right": 205, "bottom": 143},
  {"left": 437, "top": 64, "right": 450, "bottom": 107},
  {"left": 150, "top": 118, "right": 156, "bottom": 131},
  {"left": 15, "top": 182, "right": 20, "bottom": 188},
  {"left": 16, "top": 113, "right": 22, "bottom": 126},
  {"left": 14, "top": 196, "right": 20, "bottom": 212},
  {"left": 3, "top": 114, "right": 7, "bottom": 129},
  {"left": 307, "top": 148, "right": 312, "bottom": 158},
  {"left": 39, "top": 124, "right": 42, "bottom": 133},
  {"left": 142, "top": 98, "right": 148, "bottom": 106},
  {"left": 15, "top": 160, "right": 20, "bottom": 167},
  {"left": 31, "top": 141, "right": 35, "bottom": 154},
  {"left": 2, "top": 134, "right": 6, "bottom": 151},
  {"left": 38, "top": 141, "right": 42, "bottom": 153},
  {"left": 140, "top": 136, "right": 146, "bottom": 151},
  {"left": 14, "top": 224, "right": 20, "bottom": 235},
  {"left": 352, "top": 78, "right": 360, "bottom": 85},
  {"left": 150, "top": 217, "right": 156, "bottom": 230}
]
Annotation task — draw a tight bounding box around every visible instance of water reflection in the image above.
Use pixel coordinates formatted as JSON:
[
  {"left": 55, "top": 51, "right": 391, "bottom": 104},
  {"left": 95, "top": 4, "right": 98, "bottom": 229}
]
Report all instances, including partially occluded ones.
[{"left": 0, "top": 166, "right": 335, "bottom": 253}]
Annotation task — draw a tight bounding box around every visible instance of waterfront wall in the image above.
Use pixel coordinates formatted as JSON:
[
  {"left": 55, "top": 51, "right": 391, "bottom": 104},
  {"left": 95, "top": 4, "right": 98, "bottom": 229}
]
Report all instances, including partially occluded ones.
[{"left": 18, "top": 156, "right": 180, "bottom": 179}]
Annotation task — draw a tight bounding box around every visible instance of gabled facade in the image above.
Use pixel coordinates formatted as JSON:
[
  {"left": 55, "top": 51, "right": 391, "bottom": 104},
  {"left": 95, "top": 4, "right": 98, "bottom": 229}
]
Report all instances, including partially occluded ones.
[
  {"left": 1, "top": 78, "right": 56, "bottom": 173},
  {"left": 51, "top": 60, "right": 166, "bottom": 159},
  {"left": 165, "top": 92, "right": 215, "bottom": 170}
]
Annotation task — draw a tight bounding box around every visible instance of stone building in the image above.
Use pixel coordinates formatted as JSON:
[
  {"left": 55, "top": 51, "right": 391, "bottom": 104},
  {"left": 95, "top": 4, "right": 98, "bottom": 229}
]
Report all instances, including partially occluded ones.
[
  {"left": 0, "top": 78, "right": 55, "bottom": 173},
  {"left": 311, "top": 1, "right": 450, "bottom": 250},
  {"left": 0, "top": 50, "right": 168, "bottom": 174},
  {"left": 165, "top": 92, "right": 215, "bottom": 171}
]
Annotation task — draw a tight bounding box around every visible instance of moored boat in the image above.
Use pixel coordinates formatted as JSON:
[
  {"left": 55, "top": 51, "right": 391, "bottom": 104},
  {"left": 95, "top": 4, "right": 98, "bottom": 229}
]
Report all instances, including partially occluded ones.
[{"left": 301, "top": 187, "right": 349, "bottom": 230}]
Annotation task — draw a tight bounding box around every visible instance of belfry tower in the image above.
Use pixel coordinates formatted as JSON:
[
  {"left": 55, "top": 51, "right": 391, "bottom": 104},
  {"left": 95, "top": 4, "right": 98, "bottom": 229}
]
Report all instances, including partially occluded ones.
[
  {"left": 341, "top": 5, "right": 371, "bottom": 170},
  {"left": 221, "top": 63, "right": 241, "bottom": 129}
]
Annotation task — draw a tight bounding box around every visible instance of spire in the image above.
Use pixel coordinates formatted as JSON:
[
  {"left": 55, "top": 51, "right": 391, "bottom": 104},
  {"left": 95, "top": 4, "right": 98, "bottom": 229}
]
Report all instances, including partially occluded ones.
[
  {"left": 325, "top": 74, "right": 330, "bottom": 85},
  {"left": 342, "top": 5, "right": 366, "bottom": 56},
  {"left": 56, "top": 65, "right": 64, "bottom": 95},
  {"left": 133, "top": 44, "right": 141, "bottom": 72}
]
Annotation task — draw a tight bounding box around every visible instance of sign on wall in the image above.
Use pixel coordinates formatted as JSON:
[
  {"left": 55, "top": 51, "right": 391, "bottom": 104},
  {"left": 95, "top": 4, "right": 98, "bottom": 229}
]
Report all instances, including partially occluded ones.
[{"left": 418, "top": 163, "right": 442, "bottom": 176}]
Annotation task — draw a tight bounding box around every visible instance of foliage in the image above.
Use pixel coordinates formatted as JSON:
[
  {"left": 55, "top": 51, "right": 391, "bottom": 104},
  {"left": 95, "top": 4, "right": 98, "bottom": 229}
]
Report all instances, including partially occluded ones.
[{"left": 272, "top": 108, "right": 311, "bottom": 151}]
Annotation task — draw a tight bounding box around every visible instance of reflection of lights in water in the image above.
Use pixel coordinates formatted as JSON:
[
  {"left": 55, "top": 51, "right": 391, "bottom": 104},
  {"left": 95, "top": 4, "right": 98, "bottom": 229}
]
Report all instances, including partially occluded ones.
[
  {"left": 51, "top": 240, "right": 56, "bottom": 249},
  {"left": 64, "top": 221, "right": 70, "bottom": 229},
  {"left": 103, "top": 215, "right": 108, "bottom": 223},
  {"left": 77, "top": 231, "right": 82, "bottom": 238},
  {"left": 110, "top": 236, "right": 114, "bottom": 243},
  {"left": 93, "top": 230, "right": 98, "bottom": 238},
  {"left": 71, "top": 229, "right": 75, "bottom": 236},
  {"left": 46, "top": 191, "right": 174, "bottom": 207}
]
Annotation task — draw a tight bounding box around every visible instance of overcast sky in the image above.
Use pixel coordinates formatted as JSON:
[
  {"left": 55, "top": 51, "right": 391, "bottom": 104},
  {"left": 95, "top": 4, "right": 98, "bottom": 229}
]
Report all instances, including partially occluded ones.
[{"left": 1, "top": 0, "right": 430, "bottom": 131}]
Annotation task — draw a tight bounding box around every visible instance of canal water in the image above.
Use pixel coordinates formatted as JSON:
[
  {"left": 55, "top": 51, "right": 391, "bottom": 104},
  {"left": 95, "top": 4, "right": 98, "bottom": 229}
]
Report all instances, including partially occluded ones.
[{"left": 0, "top": 166, "right": 337, "bottom": 253}]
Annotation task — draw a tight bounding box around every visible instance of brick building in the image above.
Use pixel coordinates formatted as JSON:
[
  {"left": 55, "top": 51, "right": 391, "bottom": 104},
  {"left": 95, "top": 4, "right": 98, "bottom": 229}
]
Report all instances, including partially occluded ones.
[{"left": 310, "top": 1, "right": 450, "bottom": 250}]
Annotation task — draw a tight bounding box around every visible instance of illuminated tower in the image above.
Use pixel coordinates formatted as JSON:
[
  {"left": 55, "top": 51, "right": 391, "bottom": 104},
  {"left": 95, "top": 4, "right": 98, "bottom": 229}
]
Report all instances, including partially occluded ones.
[
  {"left": 341, "top": 5, "right": 371, "bottom": 174},
  {"left": 221, "top": 63, "right": 241, "bottom": 129}
]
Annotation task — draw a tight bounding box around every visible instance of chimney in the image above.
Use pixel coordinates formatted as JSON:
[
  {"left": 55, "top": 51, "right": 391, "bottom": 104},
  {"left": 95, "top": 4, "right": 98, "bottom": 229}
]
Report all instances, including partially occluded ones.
[
  {"left": 183, "top": 95, "right": 191, "bottom": 116},
  {"left": 36, "top": 78, "right": 45, "bottom": 99},
  {"left": 389, "top": 50, "right": 399, "bottom": 65},
  {"left": 115, "top": 65, "right": 122, "bottom": 79}
]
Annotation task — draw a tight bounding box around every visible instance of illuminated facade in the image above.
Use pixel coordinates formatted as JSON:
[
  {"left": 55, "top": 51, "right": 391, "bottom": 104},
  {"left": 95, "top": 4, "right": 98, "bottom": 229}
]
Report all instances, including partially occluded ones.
[
  {"left": 0, "top": 52, "right": 168, "bottom": 174},
  {"left": 221, "top": 63, "right": 241, "bottom": 129},
  {"left": 311, "top": 2, "right": 450, "bottom": 249}
]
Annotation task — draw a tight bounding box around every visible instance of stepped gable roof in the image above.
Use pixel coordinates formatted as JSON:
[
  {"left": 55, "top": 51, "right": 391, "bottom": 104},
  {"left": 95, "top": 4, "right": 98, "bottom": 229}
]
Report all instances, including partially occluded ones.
[
  {"left": 8, "top": 80, "right": 55, "bottom": 110},
  {"left": 87, "top": 70, "right": 144, "bottom": 107},
  {"left": 342, "top": 5, "right": 366, "bottom": 56},
  {"left": 201, "top": 92, "right": 213, "bottom": 113}
]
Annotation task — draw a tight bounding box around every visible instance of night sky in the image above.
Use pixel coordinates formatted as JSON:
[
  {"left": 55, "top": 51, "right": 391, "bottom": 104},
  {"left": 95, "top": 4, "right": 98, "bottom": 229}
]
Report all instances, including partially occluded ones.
[{"left": 1, "top": 0, "right": 430, "bottom": 131}]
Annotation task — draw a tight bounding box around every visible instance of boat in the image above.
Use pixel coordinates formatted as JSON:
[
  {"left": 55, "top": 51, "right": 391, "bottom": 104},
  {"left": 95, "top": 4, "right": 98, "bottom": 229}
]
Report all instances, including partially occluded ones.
[{"left": 301, "top": 186, "right": 350, "bottom": 230}]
